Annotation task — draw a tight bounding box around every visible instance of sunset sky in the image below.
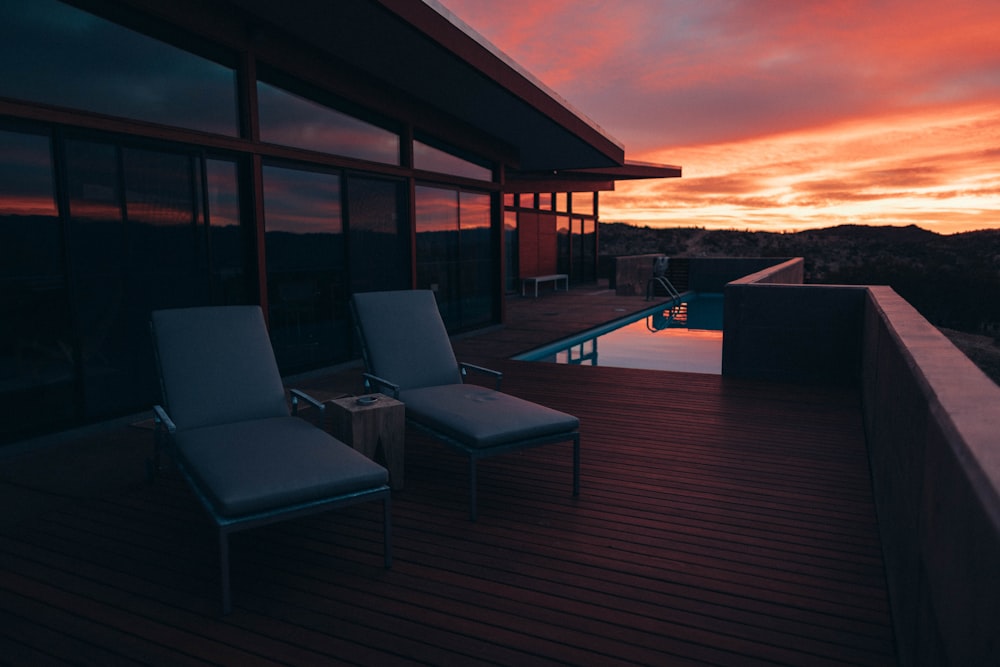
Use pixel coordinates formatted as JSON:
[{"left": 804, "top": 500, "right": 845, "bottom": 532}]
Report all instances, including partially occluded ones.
[{"left": 439, "top": 0, "right": 1000, "bottom": 234}]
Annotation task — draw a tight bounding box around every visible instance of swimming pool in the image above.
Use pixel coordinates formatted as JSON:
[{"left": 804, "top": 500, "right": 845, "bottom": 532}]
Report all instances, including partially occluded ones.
[{"left": 515, "top": 293, "right": 724, "bottom": 374}]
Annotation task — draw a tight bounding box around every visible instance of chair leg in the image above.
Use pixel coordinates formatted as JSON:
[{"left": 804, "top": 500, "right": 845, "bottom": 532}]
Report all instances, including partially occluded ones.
[
  {"left": 572, "top": 434, "right": 581, "bottom": 496},
  {"left": 219, "top": 530, "right": 232, "bottom": 615},
  {"left": 468, "top": 457, "right": 478, "bottom": 521},
  {"left": 383, "top": 495, "right": 393, "bottom": 569}
]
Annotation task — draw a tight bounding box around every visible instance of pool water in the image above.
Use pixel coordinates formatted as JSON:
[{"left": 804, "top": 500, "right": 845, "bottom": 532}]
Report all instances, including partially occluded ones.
[{"left": 516, "top": 293, "right": 724, "bottom": 374}]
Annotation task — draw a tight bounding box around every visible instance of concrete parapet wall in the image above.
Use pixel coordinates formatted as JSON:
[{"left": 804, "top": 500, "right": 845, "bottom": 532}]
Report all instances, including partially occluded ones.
[
  {"left": 725, "top": 277, "right": 1000, "bottom": 664},
  {"left": 689, "top": 256, "right": 799, "bottom": 292},
  {"left": 722, "top": 283, "right": 866, "bottom": 384},
  {"left": 719, "top": 257, "right": 866, "bottom": 384},
  {"left": 862, "top": 286, "right": 1000, "bottom": 666},
  {"left": 611, "top": 255, "right": 798, "bottom": 296}
]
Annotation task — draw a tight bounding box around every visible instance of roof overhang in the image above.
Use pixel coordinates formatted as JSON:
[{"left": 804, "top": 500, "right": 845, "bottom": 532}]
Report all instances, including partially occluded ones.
[
  {"left": 227, "top": 0, "right": 629, "bottom": 171},
  {"left": 505, "top": 160, "right": 682, "bottom": 194}
]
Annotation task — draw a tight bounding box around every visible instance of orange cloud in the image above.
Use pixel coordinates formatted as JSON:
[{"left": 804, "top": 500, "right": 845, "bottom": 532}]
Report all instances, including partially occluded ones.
[
  {"left": 441, "top": 0, "right": 1000, "bottom": 233},
  {"left": 603, "top": 104, "right": 1000, "bottom": 233}
]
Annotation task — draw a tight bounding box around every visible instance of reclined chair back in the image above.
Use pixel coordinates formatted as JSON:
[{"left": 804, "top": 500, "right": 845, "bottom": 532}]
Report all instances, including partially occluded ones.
[
  {"left": 150, "top": 304, "right": 392, "bottom": 613},
  {"left": 152, "top": 306, "right": 289, "bottom": 431},
  {"left": 352, "top": 289, "right": 580, "bottom": 521},
  {"left": 352, "top": 290, "right": 463, "bottom": 391}
]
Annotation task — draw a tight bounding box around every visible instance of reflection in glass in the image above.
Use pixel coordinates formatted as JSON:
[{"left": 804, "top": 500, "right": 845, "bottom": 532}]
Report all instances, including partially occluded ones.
[
  {"left": 570, "top": 217, "right": 582, "bottom": 282},
  {"left": 0, "top": 0, "right": 238, "bottom": 135},
  {"left": 2, "top": 131, "right": 248, "bottom": 440},
  {"left": 263, "top": 164, "right": 347, "bottom": 371},
  {"left": 415, "top": 185, "right": 495, "bottom": 330},
  {"left": 582, "top": 218, "right": 596, "bottom": 281},
  {"left": 0, "top": 130, "right": 74, "bottom": 442},
  {"left": 65, "top": 139, "right": 126, "bottom": 419},
  {"left": 347, "top": 176, "right": 407, "bottom": 294},
  {"left": 123, "top": 148, "right": 202, "bottom": 275},
  {"left": 414, "top": 140, "right": 491, "bottom": 181},
  {"left": 571, "top": 191, "right": 595, "bottom": 216},
  {"left": 66, "top": 141, "right": 212, "bottom": 419},
  {"left": 459, "top": 192, "right": 492, "bottom": 328},
  {"left": 258, "top": 81, "right": 399, "bottom": 165},
  {"left": 504, "top": 210, "right": 519, "bottom": 293},
  {"left": 206, "top": 159, "right": 246, "bottom": 305},
  {"left": 415, "top": 185, "right": 459, "bottom": 325}
]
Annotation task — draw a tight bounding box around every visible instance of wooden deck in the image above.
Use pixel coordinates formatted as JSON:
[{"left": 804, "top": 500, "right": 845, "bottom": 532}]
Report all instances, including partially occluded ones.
[{"left": 0, "top": 286, "right": 896, "bottom": 665}]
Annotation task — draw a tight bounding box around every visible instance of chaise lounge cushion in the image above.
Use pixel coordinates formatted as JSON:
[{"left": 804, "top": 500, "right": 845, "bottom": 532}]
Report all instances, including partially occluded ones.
[
  {"left": 398, "top": 384, "right": 579, "bottom": 448},
  {"left": 174, "top": 416, "right": 389, "bottom": 517},
  {"left": 351, "top": 290, "right": 463, "bottom": 391},
  {"left": 152, "top": 306, "right": 291, "bottom": 430}
]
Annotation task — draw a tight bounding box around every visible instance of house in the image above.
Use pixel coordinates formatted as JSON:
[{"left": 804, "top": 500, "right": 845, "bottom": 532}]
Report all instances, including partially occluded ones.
[
  {"left": 0, "top": 0, "right": 679, "bottom": 443},
  {"left": 2, "top": 1, "right": 997, "bottom": 664}
]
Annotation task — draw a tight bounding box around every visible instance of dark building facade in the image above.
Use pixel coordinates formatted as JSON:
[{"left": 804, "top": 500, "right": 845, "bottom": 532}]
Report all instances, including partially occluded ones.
[{"left": 0, "top": 0, "right": 679, "bottom": 443}]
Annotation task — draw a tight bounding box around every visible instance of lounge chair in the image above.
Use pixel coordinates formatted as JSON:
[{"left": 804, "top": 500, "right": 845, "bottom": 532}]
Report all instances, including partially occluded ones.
[
  {"left": 150, "top": 305, "right": 391, "bottom": 614},
  {"left": 351, "top": 290, "right": 580, "bottom": 520}
]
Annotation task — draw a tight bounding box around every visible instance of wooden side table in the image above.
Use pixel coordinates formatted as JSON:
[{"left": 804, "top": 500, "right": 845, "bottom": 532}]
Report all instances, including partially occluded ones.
[{"left": 326, "top": 395, "right": 405, "bottom": 490}]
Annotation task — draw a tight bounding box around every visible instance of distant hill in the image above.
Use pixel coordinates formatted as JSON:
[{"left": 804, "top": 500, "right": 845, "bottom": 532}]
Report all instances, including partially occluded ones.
[{"left": 599, "top": 222, "right": 1000, "bottom": 384}]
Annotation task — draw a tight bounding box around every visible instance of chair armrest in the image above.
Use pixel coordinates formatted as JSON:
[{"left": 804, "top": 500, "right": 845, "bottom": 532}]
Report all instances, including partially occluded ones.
[
  {"left": 460, "top": 362, "right": 503, "bottom": 390},
  {"left": 152, "top": 405, "right": 176, "bottom": 434},
  {"left": 363, "top": 373, "right": 400, "bottom": 399},
  {"left": 289, "top": 388, "right": 325, "bottom": 416}
]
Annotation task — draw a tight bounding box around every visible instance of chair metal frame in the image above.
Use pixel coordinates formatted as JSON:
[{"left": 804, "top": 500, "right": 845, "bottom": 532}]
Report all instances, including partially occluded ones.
[
  {"left": 351, "top": 295, "right": 580, "bottom": 521},
  {"left": 150, "top": 307, "right": 391, "bottom": 614}
]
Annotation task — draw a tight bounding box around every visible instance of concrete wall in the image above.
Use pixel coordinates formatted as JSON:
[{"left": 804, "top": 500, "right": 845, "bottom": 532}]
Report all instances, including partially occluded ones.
[
  {"left": 722, "top": 283, "right": 867, "bottom": 384},
  {"left": 688, "top": 256, "right": 800, "bottom": 292},
  {"left": 722, "top": 270, "right": 1000, "bottom": 665},
  {"left": 719, "top": 258, "right": 866, "bottom": 384},
  {"left": 862, "top": 286, "right": 1000, "bottom": 666},
  {"left": 610, "top": 255, "right": 797, "bottom": 296}
]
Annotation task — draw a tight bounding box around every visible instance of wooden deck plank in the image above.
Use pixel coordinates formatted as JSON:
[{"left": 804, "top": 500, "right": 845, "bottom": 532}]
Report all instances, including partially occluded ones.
[{"left": 0, "top": 286, "right": 897, "bottom": 666}]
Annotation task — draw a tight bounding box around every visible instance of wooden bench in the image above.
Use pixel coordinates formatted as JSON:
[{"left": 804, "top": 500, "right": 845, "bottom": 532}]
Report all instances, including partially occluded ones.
[{"left": 521, "top": 273, "right": 569, "bottom": 298}]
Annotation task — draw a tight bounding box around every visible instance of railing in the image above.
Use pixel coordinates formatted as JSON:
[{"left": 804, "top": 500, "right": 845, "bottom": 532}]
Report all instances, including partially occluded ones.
[{"left": 645, "top": 274, "right": 681, "bottom": 301}]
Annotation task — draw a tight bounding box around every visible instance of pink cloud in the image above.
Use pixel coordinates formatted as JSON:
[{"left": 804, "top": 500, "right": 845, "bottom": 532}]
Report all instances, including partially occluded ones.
[{"left": 440, "top": 0, "right": 1000, "bottom": 232}]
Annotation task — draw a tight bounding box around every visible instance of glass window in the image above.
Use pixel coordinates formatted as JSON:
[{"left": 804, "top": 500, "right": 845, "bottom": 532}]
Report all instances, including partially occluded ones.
[
  {"left": 65, "top": 139, "right": 127, "bottom": 419},
  {"left": 1, "top": 129, "right": 249, "bottom": 441},
  {"left": 503, "top": 192, "right": 516, "bottom": 208},
  {"left": 257, "top": 81, "right": 399, "bottom": 165},
  {"left": 582, "top": 218, "right": 596, "bottom": 281},
  {"left": 459, "top": 192, "right": 493, "bottom": 328},
  {"left": 347, "top": 176, "right": 408, "bottom": 294},
  {"left": 123, "top": 148, "right": 203, "bottom": 274},
  {"left": 413, "top": 140, "right": 492, "bottom": 181},
  {"left": 66, "top": 141, "right": 212, "bottom": 419},
  {"left": 504, "top": 209, "right": 518, "bottom": 293},
  {"left": 571, "top": 192, "right": 595, "bottom": 216},
  {"left": 0, "top": 0, "right": 238, "bottom": 136},
  {"left": 415, "top": 185, "right": 460, "bottom": 326},
  {"left": 0, "top": 129, "right": 74, "bottom": 442},
  {"left": 262, "top": 164, "right": 347, "bottom": 371},
  {"left": 415, "top": 185, "right": 495, "bottom": 330},
  {"left": 205, "top": 159, "right": 247, "bottom": 304}
]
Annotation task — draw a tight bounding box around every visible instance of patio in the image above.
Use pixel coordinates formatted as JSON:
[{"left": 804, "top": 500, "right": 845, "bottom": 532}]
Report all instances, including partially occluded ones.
[{"left": 0, "top": 285, "right": 896, "bottom": 666}]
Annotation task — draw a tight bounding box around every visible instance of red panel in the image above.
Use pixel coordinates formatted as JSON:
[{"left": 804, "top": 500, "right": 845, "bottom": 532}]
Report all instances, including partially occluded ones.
[
  {"left": 518, "top": 212, "right": 540, "bottom": 277},
  {"left": 537, "top": 213, "right": 557, "bottom": 275}
]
